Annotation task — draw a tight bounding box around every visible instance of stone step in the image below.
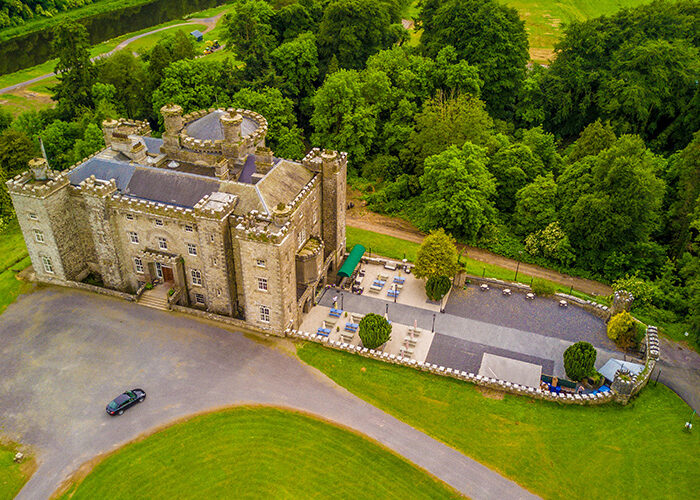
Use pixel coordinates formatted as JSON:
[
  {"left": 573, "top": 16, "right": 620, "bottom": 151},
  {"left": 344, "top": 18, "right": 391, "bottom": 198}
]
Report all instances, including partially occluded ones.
[{"left": 137, "top": 295, "right": 169, "bottom": 311}]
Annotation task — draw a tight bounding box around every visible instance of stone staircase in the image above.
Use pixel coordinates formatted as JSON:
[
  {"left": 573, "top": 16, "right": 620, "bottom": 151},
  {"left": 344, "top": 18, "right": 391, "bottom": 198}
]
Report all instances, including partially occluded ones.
[{"left": 137, "top": 289, "right": 169, "bottom": 311}]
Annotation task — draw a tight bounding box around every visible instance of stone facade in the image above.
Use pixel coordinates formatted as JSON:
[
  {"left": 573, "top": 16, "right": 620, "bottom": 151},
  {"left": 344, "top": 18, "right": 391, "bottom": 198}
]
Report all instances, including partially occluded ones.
[{"left": 7, "top": 107, "right": 347, "bottom": 334}]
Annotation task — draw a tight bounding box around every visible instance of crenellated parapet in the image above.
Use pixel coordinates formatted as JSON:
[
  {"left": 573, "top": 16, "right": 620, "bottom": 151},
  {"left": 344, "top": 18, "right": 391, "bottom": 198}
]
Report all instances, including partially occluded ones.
[
  {"left": 111, "top": 193, "right": 196, "bottom": 221},
  {"left": 6, "top": 169, "right": 70, "bottom": 199},
  {"left": 193, "top": 192, "right": 239, "bottom": 221},
  {"left": 74, "top": 175, "right": 117, "bottom": 198}
]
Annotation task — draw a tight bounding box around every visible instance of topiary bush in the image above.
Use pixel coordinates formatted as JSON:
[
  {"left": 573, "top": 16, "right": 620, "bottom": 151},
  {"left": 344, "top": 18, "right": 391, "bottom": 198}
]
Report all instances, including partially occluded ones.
[
  {"left": 531, "top": 278, "right": 556, "bottom": 296},
  {"left": 607, "top": 311, "right": 639, "bottom": 349},
  {"left": 563, "top": 341, "right": 597, "bottom": 381},
  {"left": 425, "top": 275, "right": 451, "bottom": 301},
  {"left": 358, "top": 313, "right": 392, "bottom": 350}
]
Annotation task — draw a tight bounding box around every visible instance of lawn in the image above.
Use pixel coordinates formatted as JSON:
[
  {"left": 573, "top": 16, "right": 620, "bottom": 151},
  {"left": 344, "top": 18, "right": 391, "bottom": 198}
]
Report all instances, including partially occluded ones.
[
  {"left": 59, "top": 406, "right": 462, "bottom": 499},
  {"left": 0, "top": 441, "right": 33, "bottom": 500},
  {"left": 128, "top": 23, "right": 208, "bottom": 54},
  {"left": 297, "top": 342, "right": 700, "bottom": 500},
  {"left": 0, "top": 219, "right": 32, "bottom": 315},
  {"left": 346, "top": 226, "right": 608, "bottom": 304},
  {"left": 500, "top": 0, "right": 659, "bottom": 61}
]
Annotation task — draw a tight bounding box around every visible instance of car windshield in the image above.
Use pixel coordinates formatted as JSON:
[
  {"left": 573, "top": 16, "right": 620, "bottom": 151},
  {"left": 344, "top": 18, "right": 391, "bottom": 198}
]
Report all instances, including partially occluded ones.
[{"left": 111, "top": 394, "right": 130, "bottom": 407}]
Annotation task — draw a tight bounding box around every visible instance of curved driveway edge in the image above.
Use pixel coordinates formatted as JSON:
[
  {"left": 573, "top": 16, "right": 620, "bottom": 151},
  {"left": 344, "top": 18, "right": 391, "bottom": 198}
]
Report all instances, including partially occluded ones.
[{"left": 0, "top": 287, "right": 538, "bottom": 500}]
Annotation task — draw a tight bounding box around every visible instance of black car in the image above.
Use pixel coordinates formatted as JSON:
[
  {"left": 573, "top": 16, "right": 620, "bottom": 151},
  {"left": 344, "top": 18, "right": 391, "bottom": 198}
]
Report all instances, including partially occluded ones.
[{"left": 106, "top": 389, "right": 146, "bottom": 416}]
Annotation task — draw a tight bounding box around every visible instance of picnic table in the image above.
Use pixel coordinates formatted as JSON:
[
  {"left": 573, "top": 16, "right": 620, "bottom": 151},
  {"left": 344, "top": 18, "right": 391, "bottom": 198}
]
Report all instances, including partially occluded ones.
[
  {"left": 372, "top": 280, "right": 386, "bottom": 288},
  {"left": 344, "top": 322, "right": 359, "bottom": 332},
  {"left": 559, "top": 300, "right": 568, "bottom": 308},
  {"left": 387, "top": 289, "right": 400, "bottom": 298},
  {"left": 316, "top": 327, "right": 331, "bottom": 336},
  {"left": 480, "top": 283, "right": 489, "bottom": 291},
  {"left": 329, "top": 308, "right": 343, "bottom": 317},
  {"left": 502, "top": 288, "right": 512, "bottom": 296},
  {"left": 393, "top": 276, "right": 406, "bottom": 284},
  {"left": 525, "top": 293, "right": 535, "bottom": 300}
]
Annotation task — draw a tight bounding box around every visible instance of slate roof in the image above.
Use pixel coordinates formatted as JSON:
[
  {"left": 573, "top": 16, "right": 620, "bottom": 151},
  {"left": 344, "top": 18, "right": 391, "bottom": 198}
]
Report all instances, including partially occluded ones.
[
  {"left": 257, "top": 160, "right": 314, "bottom": 211},
  {"left": 142, "top": 136, "right": 163, "bottom": 155},
  {"left": 123, "top": 167, "right": 221, "bottom": 208},
  {"left": 184, "top": 110, "right": 258, "bottom": 141},
  {"left": 68, "top": 157, "right": 135, "bottom": 191}
]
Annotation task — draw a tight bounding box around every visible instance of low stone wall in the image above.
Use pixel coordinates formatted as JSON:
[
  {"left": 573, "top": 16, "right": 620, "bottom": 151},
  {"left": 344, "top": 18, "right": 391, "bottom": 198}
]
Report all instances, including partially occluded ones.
[
  {"left": 170, "top": 304, "right": 283, "bottom": 337},
  {"left": 285, "top": 328, "right": 616, "bottom": 406},
  {"left": 37, "top": 275, "right": 137, "bottom": 302}
]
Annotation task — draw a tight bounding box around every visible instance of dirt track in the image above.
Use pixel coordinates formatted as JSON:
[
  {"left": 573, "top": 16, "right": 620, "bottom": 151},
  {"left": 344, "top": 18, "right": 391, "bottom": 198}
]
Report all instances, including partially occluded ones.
[{"left": 346, "top": 204, "right": 612, "bottom": 297}]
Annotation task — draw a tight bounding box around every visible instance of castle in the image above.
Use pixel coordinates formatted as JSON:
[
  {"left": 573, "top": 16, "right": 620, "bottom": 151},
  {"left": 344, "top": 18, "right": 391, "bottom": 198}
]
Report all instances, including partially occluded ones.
[{"left": 6, "top": 105, "right": 347, "bottom": 332}]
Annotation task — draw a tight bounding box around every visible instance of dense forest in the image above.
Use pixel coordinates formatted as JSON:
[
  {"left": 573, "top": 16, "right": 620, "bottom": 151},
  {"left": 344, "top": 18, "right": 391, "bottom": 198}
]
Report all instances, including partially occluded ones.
[{"left": 0, "top": 0, "right": 698, "bottom": 342}]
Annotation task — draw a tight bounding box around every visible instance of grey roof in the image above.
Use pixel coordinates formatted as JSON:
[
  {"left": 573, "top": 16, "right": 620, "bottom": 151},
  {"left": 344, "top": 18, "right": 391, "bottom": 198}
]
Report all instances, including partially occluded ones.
[
  {"left": 190, "top": 30, "right": 203, "bottom": 37},
  {"left": 68, "top": 157, "right": 135, "bottom": 191},
  {"left": 184, "top": 110, "right": 258, "bottom": 141},
  {"left": 598, "top": 358, "right": 644, "bottom": 382},
  {"left": 142, "top": 136, "right": 163, "bottom": 155},
  {"left": 238, "top": 154, "right": 257, "bottom": 184},
  {"left": 123, "top": 167, "right": 221, "bottom": 208},
  {"left": 257, "top": 160, "right": 314, "bottom": 211}
]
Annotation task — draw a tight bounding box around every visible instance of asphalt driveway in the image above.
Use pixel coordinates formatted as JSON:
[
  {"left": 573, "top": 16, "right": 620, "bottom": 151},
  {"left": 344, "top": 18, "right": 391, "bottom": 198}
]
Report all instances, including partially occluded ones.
[{"left": 0, "top": 287, "right": 537, "bottom": 500}]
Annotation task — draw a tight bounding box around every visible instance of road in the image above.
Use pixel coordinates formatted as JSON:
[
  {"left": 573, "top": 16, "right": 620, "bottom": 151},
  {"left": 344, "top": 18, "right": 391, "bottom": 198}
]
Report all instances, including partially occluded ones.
[
  {"left": 0, "top": 287, "right": 537, "bottom": 500},
  {"left": 0, "top": 13, "right": 223, "bottom": 95}
]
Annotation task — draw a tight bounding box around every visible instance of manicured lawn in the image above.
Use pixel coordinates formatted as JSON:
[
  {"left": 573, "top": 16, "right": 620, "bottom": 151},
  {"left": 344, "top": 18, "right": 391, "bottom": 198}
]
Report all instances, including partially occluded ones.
[
  {"left": 0, "top": 442, "right": 32, "bottom": 500},
  {"left": 297, "top": 342, "right": 700, "bottom": 500},
  {"left": 346, "top": 226, "right": 607, "bottom": 304},
  {"left": 60, "top": 406, "right": 462, "bottom": 499},
  {"left": 500, "top": 0, "right": 659, "bottom": 61},
  {"left": 0, "top": 219, "right": 32, "bottom": 315},
  {"left": 128, "top": 23, "right": 208, "bottom": 54}
]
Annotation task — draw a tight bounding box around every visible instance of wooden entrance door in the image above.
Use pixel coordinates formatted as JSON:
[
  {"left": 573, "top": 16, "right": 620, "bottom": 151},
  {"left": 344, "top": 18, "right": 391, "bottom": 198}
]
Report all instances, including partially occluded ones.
[{"left": 162, "top": 266, "right": 174, "bottom": 282}]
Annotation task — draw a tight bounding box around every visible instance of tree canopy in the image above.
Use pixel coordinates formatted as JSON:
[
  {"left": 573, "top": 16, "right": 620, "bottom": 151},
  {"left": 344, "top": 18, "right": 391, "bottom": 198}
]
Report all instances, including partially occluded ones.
[{"left": 414, "top": 229, "right": 459, "bottom": 280}]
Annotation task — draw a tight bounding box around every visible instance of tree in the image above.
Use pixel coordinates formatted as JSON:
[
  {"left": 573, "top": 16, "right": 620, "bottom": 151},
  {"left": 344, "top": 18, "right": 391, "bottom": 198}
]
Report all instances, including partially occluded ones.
[
  {"left": 172, "top": 30, "right": 196, "bottom": 61},
  {"left": 0, "top": 129, "right": 36, "bottom": 176},
  {"left": 489, "top": 143, "right": 545, "bottom": 214},
  {"left": 224, "top": 0, "right": 277, "bottom": 80},
  {"left": 311, "top": 69, "right": 378, "bottom": 167},
  {"left": 566, "top": 120, "right": 616, "bottom": 164},
  {"left": 0, "top": 108, "right": 12, "bottom": 131},
  {"left": 607, "top": 311, "right": 638, "bottom": 349},
  {"left": 51, "top": 20, "right": 96, "bottom": 117},
  {"left": 419, "top": 143, "right": 497, "bottom": 241},
  {"left": 514, "top": 173, "right": 558, "bottom": 235},
  {"left": 41, "top": 119, "right": 81, "bottom": 170},
  {"left": 317, "top": 0, "right": 396, "bottom": 70},
  {"left": 418, "top": 0, "right": 529, "bottom": 119},
  {"left": 271, "top": 32, "right": 319, "bottom": 102},
  {"left": 358, "top": 313, "right": 392, "bottom": 349},
  {"left": 272, "top": 2, "right": 317, "bottom": 42},
  {"left": 563, "top": 341, "right": 597, "bottom": 381},
  {"left": 414, "top": 228, "right": 459, "bottom": 280},
  {"left": 97, "top": 51, "right": 148, "bottom": 118},
  {"left": 410, "top": 92, "right": 493, "bottom": 174},
  {"left": 524, "top": 222, "right": 575, "bottom": 266},
  {"left": 425, "top": 275, "right": 451, "bottom": 301},
  {"left": 71, "top": 123, "right": 104, "bottom": 164}
]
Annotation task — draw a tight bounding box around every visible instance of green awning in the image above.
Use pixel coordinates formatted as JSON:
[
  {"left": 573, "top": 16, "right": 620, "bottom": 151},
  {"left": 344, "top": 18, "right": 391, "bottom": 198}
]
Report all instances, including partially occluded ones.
[{"left": 338, "top": 244, "right": 365, "bottom": 277}]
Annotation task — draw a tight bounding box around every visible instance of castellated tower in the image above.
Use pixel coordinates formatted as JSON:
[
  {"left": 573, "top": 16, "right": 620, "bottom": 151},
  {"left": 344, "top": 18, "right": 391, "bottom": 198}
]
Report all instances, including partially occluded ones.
[
  {"left": 6, "top": 158, "right": 94, "bottom": 281},
  {"left": 161, "top": 103, "right": 184, "bottom": 153},
  {"left": 321, "top": 150, "right": 347, "bottom": 270}
]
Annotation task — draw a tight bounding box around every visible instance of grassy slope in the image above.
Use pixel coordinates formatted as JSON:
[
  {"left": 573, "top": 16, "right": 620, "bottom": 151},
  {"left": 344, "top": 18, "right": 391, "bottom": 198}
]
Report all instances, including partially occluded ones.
[
  {"left": 297, "top": 342, "right": 700, "bottom": 500},
  {"left": 346, "top": 225, "right": 608, "bottom": 304},
  {"left": 61, "top": 407, "right": 462, "bottom": 499},
  {"left": 0, "top": 220, "right": 31, "bottom": 315},
  {"left": 0, "top": 442, "right": 31, "bottom": 500}
]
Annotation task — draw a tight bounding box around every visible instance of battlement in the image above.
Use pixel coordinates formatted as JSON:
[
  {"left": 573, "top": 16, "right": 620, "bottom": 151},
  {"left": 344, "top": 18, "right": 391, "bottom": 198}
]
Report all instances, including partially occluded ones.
[
  {"left": 302, "top": 148, "right": 348, "bottom": 173},
  {"left": 193, "top": 192, "right": 238, "bottom": 220},
  {"left": 6, "top": 169, "right": 70, "bottom": 199},
  {"left": 111, "top": 193, "right": 196, "bottom": 221},
  {"left": 74, "top": 175, "right": 117, "bottom": 198}
]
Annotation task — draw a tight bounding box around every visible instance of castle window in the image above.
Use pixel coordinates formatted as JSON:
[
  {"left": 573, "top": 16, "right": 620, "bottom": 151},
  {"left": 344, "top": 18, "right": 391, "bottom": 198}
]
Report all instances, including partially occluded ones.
[
  {"left": 297, "top": 228, "right": 306, "bottom": 248},
  {"left": 212, "top": 257, "right": 218, "bottom": 266},
  {"left": 34, "top": 229, "right": 44, "bottom": 243},
  {"left": 125, "top": 213, "right": 134, "bottom": 220},
  {"left": 257, "top": 277, "right": 268, "bottom": 291},
  {"left": 28, "top": 213, "right": 38, "bottom": 221},
  {"left": 313, "top": 211, "right": 318, "bottom": 224},
  {"left": 134, "top": 257, "right": 144, "bottom": 274},
  {"left": 259, "top": 305, "right": 270, "bottom": 323},
  {"left": 187, "top": 243, "right": 197, "bottom": 256},
  {"left": 216, "top": 288, "right": 222, "bottom": 297},
  {"left": 191, "top": 269, "right": 202, "bottom": 285},
  {"left": 195, "top": 293, "right": 205, "bottom": 304},
  {"left": 256, "top": 259, "right": 266, "bottom": 268},
  {"left": 128, "top": 231, "right": 139, "bottom": 244},
  {"left": 185, "top": 224, "right": 193, "bottom": 232},
  {"left": 157, "top": 237, "right": 167, "bottom": 250},
  {"left": 41, "top": 256, "right": 54, "bottom": 274},
  {"left": 210, "top": 234, "right": 215, "bottom": 242},
  {"left": 155, "top": 219, "right": 163, "bottom": 226}
]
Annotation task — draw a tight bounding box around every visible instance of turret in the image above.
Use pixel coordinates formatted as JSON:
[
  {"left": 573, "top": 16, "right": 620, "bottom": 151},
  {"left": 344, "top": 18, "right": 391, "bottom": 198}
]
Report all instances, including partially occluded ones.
[{"left": 220, "top": 112, "right": 243, "bottom": 143}]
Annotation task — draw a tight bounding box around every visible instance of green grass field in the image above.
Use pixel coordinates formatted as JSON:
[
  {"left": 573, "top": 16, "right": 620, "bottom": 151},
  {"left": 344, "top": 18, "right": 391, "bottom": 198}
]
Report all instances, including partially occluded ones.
[
  {"left": 346, "top": 225, "right": 608, "bottom": 304},
  {"left": 0, "top": 219, "right": 32, "bottom": 315},
  {"left": 297, "top": 342, "right": 700, "bottom": 500},
  {"left": 0, "top": 442, "right": 32, "bottom": 500},
  {"left": 60, "top": 406, "right": 461, "bottom": 499},
  {"left": 500, "top": 0, "right": 657, "bottom": 61},
  {"left": 128, "top": 23, "right": 208, "bottom": 53}
]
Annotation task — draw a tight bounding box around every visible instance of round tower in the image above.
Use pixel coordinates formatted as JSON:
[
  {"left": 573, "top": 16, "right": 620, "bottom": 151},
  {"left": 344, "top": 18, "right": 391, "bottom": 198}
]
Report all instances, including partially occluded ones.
[
  {"left": 160, "top": 103, "right": 184, "bottom": 135},
  {"left": 220, "top": 112, "right": 243, "bottom": 143}
]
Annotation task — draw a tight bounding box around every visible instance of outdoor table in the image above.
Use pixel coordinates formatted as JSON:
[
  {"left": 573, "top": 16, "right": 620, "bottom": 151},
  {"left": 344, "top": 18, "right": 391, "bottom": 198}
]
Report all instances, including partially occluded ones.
[
  {"left": 502, "top": 288, "right": 512, "bottom": 295},
  {"left": 526, "top": 293, "right": 535, "bottom": 300},
  {"left": 559, "top": 300, "right": 568, "bottom": 307},
  {"left": 480, "top": 284, "right": 489, "bottom": 291},
  {"left": 393, "top": 277, "right": 406, "bottom": 284}
]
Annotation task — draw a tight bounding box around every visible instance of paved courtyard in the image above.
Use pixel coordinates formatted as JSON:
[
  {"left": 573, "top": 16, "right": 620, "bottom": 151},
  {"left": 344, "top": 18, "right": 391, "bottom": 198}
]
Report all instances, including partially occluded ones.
[{"left": 0, "top": 287, "right": 535, "bottom": 500}]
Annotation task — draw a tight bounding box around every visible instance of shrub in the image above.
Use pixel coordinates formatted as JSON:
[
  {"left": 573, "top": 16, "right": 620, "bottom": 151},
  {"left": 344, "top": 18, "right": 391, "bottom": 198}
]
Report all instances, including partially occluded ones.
[
  {"left": 144, "top": 283, "right": 154, "bottom": 290},
  {"left": 607, "top": 311, "right": 638, "bottom": 349},
  {"left": 531, "top": 278, "right": 556, "bottom": 296},
  {"left": 358, "top": 313, "right": 392, "bottom": 349},
  {"left": 563, "top": 341, "right": 597, "bottom": 381},
  {"left": 425, "top": 275, "right": 451, "bottom": 301}
]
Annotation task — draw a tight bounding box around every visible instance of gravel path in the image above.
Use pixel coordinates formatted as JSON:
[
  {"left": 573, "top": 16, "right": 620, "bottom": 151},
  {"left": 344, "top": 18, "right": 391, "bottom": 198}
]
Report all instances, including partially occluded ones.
[{"left": 0, "top": 287, "right": 537, "bottom": 500}]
